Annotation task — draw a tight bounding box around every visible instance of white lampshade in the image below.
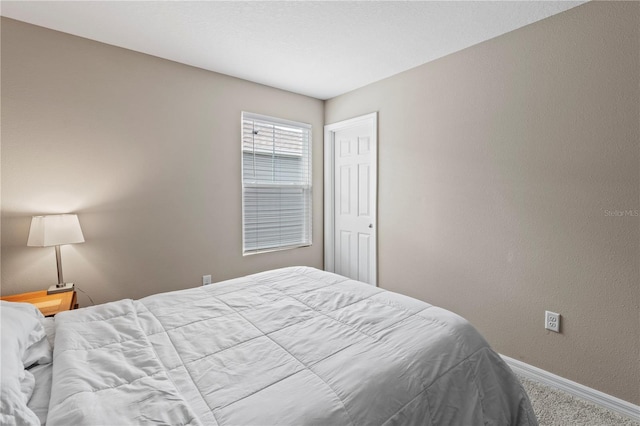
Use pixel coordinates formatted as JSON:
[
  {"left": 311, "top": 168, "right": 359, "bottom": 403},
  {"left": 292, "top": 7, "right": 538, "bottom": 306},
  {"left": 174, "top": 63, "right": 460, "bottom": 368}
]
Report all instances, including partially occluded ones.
[{"left": 27, "top": 214, "right": 85, "bottom": 247}]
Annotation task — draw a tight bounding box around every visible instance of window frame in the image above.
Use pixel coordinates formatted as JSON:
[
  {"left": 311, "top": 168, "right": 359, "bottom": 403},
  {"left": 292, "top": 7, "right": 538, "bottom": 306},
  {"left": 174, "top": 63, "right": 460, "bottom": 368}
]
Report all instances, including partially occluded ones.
[{"left": 241, "top": 112, "right": 312, "bottom": 255}]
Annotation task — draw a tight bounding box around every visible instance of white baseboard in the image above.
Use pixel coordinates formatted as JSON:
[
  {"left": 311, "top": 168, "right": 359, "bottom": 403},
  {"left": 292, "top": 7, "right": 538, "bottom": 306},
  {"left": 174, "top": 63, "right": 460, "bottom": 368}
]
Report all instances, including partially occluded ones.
[{"left": 501, "top": 355, "right": 640, "bottom": 422}]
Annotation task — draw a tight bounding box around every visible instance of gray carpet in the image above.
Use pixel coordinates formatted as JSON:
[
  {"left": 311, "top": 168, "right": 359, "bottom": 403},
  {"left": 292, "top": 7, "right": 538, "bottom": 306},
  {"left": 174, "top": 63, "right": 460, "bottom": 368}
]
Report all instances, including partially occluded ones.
[{"left": 518, "top": 375, "right": 640, "bottom": 426}]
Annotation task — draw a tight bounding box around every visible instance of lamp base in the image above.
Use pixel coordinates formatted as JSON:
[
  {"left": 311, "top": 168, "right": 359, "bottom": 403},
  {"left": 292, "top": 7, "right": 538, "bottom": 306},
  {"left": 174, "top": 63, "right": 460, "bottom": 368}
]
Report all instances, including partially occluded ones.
[{"left": 47, "top": 282, "right": 74, "bottom": 295}]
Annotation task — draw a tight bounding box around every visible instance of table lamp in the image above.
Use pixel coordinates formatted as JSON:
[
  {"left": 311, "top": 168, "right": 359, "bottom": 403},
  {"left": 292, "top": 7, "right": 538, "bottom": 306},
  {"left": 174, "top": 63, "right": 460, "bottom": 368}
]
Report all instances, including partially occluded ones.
[{"left": 27, "top": 214, "right": 85, "bottom": 294}]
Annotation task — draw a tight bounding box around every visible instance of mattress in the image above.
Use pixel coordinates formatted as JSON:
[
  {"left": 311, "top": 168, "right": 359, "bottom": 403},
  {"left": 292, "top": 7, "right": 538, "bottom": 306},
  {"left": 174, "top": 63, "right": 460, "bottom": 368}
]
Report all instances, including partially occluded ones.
[{"left": 46, "top": 266, "right": 537, "bottom": 425}]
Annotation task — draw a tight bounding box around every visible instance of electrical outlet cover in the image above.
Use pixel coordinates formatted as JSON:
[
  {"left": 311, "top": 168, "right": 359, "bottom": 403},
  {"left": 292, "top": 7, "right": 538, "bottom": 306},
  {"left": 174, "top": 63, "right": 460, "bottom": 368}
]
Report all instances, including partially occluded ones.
[
  {"left": 202, "top": 275, "right": 212, "bottom": 286},
  {"left": 545, "top": 311, "right": 560, "bottom": 333}
]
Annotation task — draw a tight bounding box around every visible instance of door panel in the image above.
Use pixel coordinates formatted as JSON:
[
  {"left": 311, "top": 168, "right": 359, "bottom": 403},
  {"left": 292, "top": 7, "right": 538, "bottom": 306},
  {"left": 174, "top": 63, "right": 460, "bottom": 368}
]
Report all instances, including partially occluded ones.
[
  {"left": 334, "top": 123, "right": 375, "bottom": 283},
  {"left": 358, "top": 233, "right": 370, "bottom": 284},
  {"left": 358, "top": 164, "right": 370, "bottom": 216},
  {"left": 340, "top": 166, "right": 351, "bottom": 215},
  {"left": 339, "top": 230, "right": 352, "bottom": 278}
]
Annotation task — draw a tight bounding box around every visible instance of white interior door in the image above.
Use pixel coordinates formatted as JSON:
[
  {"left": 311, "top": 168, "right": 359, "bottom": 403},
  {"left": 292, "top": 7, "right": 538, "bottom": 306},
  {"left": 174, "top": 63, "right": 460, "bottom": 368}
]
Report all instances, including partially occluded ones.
[{"left": 324, "top": 113, "right": 377, "bottom": 285}]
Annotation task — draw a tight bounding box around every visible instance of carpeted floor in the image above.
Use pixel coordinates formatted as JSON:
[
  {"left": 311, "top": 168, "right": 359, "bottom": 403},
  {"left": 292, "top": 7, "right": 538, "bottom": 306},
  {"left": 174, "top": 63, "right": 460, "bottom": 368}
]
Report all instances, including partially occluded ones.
[{"left": 518, "top": 375, "right": 640, "bottom": 426}]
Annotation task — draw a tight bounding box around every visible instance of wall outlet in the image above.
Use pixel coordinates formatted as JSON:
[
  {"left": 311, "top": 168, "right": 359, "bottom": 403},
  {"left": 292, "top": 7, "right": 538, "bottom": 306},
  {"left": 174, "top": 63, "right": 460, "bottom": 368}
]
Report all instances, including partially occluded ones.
[
  {"left": 545, "top": 311, "right": 560, "bottom": 333},
  {"left": 202, "top": 275, "right": 212, "bottom": 286}
]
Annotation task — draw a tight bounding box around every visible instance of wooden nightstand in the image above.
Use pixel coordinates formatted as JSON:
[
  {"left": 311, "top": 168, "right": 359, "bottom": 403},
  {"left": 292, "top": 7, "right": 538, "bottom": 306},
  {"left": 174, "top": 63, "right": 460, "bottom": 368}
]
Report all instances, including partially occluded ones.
[{"left": 1, "top": 290, "right": 77, "bottom": 317}]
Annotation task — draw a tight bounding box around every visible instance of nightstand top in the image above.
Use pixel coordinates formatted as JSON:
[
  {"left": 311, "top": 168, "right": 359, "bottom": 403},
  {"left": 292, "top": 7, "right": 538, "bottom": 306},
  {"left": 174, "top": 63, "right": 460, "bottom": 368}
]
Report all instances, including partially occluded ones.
[{"left": 1, "top": 290, "right": 76, "bottom": 317}]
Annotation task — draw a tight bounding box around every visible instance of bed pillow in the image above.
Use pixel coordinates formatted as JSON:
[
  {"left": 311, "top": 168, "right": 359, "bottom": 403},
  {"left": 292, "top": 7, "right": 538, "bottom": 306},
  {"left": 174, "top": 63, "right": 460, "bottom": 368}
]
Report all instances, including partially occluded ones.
[
  {"left": 1, "top": 301, "right": 45, "bottom": 425},
  {"left": 1, "top": 301, "right": 46, "bottom": 354},
  {"left": 0, "top": 348, "right": 41, "bottom": 426},
  {"left": 0, "top": 301, "right": 52, "bottom": 367}
]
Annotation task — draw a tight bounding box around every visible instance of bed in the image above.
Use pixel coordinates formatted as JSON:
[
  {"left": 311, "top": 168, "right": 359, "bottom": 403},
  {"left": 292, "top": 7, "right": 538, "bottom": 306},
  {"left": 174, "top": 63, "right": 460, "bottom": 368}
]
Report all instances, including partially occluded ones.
[{"left": 2, "top": 266, "right": 537, "bottom": 425}]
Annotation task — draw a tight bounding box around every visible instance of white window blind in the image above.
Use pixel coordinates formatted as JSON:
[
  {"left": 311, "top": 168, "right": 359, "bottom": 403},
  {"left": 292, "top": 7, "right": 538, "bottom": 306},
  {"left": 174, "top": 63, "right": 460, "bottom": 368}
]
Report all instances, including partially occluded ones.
[{"left": 242, "top": 112, "right": 312, "bottom": 254}]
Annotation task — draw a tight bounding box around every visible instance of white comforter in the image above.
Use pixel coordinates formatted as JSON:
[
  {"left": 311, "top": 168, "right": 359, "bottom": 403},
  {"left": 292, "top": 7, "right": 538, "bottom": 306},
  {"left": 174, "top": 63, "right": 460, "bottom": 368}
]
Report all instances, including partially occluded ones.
[{"left": 47, "top": 267, "right": 537, "bottom": 425}]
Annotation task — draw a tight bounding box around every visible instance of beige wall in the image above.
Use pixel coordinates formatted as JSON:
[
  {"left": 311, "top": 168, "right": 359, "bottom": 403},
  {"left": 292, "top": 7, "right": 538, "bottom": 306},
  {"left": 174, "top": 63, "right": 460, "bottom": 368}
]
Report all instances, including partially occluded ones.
[
  {"left": 326, "top": 2, "right": 639, "bottom": 404},
  {"left": 1, "top": 18, "right": 324, "bottom": 303}
]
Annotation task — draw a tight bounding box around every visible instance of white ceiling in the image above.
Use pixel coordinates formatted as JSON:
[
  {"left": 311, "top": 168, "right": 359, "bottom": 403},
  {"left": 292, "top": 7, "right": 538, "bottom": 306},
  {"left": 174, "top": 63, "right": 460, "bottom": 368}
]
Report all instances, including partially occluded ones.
[{"left": 1, "top": 1, "right": 585, "bottom": 100}]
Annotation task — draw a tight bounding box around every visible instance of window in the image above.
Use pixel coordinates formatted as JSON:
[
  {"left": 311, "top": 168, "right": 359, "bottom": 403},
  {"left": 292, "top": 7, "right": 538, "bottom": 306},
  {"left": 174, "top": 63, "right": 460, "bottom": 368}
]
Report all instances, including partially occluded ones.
[{"left": 242, "top": 112, "right": 312, "bottom": 254}]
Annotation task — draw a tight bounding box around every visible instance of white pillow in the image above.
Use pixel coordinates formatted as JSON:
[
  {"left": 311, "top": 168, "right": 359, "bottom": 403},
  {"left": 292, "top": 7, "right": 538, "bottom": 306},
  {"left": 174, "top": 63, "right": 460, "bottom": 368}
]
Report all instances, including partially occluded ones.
[
  {"left": 0, "top": 352, "right": 40, "bottom": 426},
  {"left": 0, "top": 301, "right": 52, "bottom": 367},
  {"left": 1, "top": 301, "right": 50, "bottom": 425},
  {"left": 1, "top": 302, "right": 45, "bottom": 353}
]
